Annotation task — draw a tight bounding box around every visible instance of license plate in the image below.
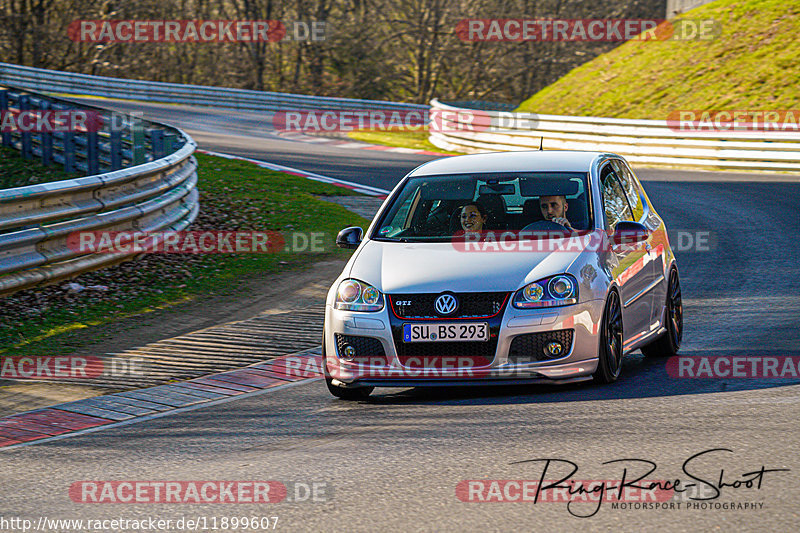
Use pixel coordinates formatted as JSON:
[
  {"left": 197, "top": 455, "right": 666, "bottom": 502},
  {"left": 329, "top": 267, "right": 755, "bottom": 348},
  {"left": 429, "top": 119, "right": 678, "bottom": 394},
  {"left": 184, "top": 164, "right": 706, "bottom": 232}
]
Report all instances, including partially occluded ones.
[{"left": 403, "top": 323, "right": 488, "bottom": 342}]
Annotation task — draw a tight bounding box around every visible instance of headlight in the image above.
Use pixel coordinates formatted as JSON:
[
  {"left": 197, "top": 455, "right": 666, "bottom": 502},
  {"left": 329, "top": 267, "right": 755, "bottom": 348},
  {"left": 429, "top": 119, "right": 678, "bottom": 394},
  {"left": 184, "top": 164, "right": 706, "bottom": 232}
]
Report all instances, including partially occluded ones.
[
  {"left": 335, "top": 279, "right": 384, "bottom": 311},
  {"left": 549, "top": 276, "right": 574, "bottom": 299},
  {"left": 513, "top": 274, "right": 578, "bottom": 308}
]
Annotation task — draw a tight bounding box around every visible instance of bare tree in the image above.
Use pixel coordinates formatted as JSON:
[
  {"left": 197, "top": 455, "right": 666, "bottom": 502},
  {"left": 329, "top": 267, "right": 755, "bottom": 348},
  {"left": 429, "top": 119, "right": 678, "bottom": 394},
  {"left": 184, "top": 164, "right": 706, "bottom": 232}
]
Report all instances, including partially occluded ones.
[{"left": 0, "top": 0, "right": 666, "bottom": 104}]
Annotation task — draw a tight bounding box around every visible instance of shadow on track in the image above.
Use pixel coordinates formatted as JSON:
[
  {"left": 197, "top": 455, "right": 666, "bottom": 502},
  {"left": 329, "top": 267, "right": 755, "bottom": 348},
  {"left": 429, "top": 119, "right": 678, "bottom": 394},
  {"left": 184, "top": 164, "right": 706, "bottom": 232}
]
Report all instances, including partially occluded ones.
[{"left": 359, "top": 349, "right": 800, "bottom": 406}]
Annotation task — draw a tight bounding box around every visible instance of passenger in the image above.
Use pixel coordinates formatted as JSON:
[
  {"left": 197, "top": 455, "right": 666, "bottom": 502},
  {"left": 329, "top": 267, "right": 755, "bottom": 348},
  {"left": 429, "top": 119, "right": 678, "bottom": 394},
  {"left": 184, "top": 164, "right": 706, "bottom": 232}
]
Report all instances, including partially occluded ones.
[
  {"left": 459, "top": 203, "right": 488, "bottom": 234},
  {"left": 539, "top": 195, "right": 574, "bottom": 232}
]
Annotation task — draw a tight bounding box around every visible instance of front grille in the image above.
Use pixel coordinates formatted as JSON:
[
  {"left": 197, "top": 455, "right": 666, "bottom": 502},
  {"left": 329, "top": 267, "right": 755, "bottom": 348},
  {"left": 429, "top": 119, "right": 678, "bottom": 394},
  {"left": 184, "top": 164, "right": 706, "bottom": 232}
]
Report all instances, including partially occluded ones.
[
  {"left": 389, "top": 292, "right": 509, "bottom": 319},
  {"left": 335, "top": 334, "right": 387, "bottom": 364},
  {"left": 507, "top": 329, "right": 574, "bottom": 363},
  {"left": 393, "top": 335, "right": 497, "bottom": 368}
]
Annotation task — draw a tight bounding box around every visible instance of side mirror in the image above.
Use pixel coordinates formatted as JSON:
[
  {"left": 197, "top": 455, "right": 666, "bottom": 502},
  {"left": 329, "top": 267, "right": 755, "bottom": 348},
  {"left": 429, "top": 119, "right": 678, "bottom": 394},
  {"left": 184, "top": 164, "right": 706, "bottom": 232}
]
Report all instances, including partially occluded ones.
[
  {"left": 336, "top": 226, "right": 363, "bottom": 249},
  {"left": 612, "top": 221, "right": 649, "bottom": 245}
]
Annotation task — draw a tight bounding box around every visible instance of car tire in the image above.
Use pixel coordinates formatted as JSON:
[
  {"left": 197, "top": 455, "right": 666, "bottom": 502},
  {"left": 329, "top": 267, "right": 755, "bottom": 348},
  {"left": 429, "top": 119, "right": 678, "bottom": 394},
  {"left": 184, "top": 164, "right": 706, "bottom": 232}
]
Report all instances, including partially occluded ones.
[
  {"left": 322, "top": 339, "right": 373, "bottom": 400},
  {"left": 593, "top": 289, "right": 624, "bottom": 384},
  {"left": 641, "top": 268, "right": 682, "bottom": 358}
]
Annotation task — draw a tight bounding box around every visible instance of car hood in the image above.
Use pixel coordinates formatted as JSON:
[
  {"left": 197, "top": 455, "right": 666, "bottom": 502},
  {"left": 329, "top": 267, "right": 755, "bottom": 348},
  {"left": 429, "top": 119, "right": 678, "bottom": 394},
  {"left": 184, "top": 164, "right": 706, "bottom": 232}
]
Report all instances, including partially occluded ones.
[{"left": 348, "top": 240, "right": 583, "bottom": 293}]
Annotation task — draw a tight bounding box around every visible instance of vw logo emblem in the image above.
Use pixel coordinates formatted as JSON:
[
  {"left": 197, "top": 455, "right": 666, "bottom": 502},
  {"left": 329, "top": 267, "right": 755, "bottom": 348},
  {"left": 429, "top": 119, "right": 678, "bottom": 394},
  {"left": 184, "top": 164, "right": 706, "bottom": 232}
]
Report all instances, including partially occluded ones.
[{"left": 434, "top": 294, "right": 458, "bottom": 316}]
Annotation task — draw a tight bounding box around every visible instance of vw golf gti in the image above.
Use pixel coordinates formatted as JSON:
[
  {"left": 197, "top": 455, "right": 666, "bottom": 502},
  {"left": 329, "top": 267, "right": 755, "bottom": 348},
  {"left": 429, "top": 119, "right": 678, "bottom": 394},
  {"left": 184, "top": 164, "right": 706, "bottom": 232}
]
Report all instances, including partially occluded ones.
[{"left": 323, "top": 151, "right": 683, "bottom": 399}]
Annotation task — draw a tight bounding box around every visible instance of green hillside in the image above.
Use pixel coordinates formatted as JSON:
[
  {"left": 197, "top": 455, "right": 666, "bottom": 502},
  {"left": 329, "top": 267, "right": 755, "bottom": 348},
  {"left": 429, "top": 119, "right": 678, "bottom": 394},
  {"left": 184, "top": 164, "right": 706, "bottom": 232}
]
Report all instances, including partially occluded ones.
[{"left": 517, "top": 0, "right": 799, "bottom": 118}]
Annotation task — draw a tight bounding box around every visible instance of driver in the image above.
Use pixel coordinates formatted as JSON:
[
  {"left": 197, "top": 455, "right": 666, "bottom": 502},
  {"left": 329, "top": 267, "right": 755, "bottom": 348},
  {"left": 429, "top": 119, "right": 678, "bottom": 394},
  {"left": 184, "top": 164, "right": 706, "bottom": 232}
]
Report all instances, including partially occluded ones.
[{"left": 539, "top": 195, "right": 574, "bottom": 232}]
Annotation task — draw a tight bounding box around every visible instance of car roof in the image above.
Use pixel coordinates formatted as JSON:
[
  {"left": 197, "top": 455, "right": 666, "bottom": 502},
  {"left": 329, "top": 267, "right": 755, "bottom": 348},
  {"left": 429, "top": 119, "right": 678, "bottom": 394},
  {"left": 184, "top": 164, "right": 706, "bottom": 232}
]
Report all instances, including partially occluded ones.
[{"left": 407, "top": 150, "right": 618, "bottom": 177}]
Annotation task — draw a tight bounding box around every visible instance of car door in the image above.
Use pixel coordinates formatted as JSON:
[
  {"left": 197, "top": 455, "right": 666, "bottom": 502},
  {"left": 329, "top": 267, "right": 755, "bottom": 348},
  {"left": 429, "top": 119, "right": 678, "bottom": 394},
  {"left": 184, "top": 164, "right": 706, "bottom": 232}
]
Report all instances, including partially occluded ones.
[
  {"left": 612, "top": 159, "right": 665, "bottom": 329},
  {"left": 600, "top": 162, "right": 652, "bottom": 345}
]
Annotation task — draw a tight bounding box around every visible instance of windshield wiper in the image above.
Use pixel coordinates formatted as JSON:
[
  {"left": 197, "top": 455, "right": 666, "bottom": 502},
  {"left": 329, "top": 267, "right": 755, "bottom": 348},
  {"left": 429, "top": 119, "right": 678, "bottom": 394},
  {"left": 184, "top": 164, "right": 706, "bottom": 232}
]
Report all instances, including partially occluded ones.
[{"left": 372, "top": 236, "right": 410, "bottom": 243}]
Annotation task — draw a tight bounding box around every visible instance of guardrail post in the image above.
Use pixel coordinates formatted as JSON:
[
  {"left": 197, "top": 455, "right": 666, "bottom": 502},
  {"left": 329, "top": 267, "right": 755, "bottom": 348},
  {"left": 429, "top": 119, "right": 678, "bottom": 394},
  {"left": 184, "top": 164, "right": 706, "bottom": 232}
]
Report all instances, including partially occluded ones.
[
  {"left": 63, "top": 129, "right": 75, "bottom": 173},
  {"left": 86, "top": 130, "right": 99, "bottom": 175},
  {"left": 164, "top": 132, "right": 177, "bottom": 154},
  {"left": 151, "top": 129, "right": 165, "bottom": 159},
  {"left": 106, "top": 110, "right": 123, "bottom": 170},
  {"left": 130, "top": 113, "right": 145, "bottom": 165},
  {"left": 110, "top": 129, "right": 122, "bottom": 170},
  {"left": 39, "top": 100, "right": 52, "bottom": 166},
  {"left": 0, "top": 89, "right": 10, "bottom": 147},
  {"left": 19, "top": 94, "right": 31, "bottom": 159}
]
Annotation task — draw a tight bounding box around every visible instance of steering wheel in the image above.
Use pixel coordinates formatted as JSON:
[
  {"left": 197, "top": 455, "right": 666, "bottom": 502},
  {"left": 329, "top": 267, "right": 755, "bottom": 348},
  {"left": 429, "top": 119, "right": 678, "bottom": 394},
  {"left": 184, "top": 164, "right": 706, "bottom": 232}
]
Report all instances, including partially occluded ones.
[{"left": 521, "top": 220, "right": 571, "bottom": 233}]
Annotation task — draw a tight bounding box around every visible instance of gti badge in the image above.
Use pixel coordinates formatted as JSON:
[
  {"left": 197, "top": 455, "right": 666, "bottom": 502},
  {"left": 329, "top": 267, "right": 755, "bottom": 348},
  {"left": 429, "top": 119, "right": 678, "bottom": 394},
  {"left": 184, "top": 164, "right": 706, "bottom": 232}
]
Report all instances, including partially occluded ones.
[{"left": 434, "top": 293, "right": 458, "bottom": 316}]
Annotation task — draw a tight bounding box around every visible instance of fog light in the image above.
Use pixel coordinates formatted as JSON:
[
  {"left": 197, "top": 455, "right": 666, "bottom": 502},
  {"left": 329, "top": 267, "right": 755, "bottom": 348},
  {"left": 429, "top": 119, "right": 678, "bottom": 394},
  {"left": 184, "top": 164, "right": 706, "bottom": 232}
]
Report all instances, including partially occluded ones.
[
  {"left": 341, "top": 345, "right": 357, "bottom": 360},
  {"left": 544, "top": 341, "right": 563, "bottom": 357}
]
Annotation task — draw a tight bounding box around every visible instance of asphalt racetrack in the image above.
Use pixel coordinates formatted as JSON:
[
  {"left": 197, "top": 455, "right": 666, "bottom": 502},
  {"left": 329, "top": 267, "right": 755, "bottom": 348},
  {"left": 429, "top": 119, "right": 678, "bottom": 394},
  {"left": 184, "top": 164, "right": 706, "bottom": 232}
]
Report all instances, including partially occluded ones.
[{"left": 2, "top": 99, "right": 799, "bottom": 531}]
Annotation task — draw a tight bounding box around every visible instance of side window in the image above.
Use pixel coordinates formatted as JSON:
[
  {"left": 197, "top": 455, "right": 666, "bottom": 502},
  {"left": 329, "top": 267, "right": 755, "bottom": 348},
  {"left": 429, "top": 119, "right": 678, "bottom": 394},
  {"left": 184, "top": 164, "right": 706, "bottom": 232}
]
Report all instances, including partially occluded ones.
[
  {"left": 611, "top": 160, "right": 645, "bottom": 221},
  {"left": 600, "top": 164, "right": 633, "bottom": 230}
]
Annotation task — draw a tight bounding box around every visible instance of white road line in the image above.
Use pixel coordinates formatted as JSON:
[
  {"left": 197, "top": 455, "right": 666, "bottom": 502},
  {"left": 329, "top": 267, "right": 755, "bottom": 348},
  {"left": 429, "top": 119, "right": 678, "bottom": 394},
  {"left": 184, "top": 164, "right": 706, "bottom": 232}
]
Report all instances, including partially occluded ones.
[{"left": 197, "top": 150, "right": 391, "bottom": 196}]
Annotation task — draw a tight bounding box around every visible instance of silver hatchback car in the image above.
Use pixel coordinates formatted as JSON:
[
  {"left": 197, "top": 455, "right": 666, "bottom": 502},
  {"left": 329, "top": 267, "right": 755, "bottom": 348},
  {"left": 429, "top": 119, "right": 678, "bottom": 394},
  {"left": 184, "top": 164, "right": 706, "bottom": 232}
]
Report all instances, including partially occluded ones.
[{"left": 323, "top": 151, "right": 682, "bottom": 399}]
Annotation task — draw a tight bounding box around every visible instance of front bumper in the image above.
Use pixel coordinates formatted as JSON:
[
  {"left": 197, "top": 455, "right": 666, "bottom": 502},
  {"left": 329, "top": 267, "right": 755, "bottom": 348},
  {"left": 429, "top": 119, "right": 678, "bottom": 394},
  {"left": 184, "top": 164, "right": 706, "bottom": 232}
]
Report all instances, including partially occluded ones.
[{"left": 324, "top": 299, "right": 604, "bottom": 387}]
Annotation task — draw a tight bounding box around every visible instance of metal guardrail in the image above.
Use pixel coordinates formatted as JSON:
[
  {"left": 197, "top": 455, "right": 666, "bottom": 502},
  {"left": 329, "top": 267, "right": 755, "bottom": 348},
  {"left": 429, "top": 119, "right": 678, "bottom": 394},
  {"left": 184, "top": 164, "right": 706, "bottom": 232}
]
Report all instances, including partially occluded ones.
[
  {"left": 0, "top": 87, "right": 199, "bottom": 296},
  {"left": 6, "top": 63, "right": 798, "bottom": 172},
  {"left": 1, "top": 88, "right": 181, "bottom": 176},
  {"left": 0, "top": 62, "right": 428, "bottom": 113},
  {"left": 428, "top": 99, "right": 800, "bottom": 172}
]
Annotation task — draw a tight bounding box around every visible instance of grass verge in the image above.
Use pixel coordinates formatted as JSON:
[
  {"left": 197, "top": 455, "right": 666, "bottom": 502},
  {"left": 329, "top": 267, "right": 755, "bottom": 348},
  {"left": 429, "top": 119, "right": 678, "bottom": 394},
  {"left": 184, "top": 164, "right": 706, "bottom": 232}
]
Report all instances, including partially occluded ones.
[
  {"left": 517, "top": 0, "right": 799, "bottom": 117},
  {"left": 0, "top": 153, "right": 369, "bottom": 358},
  {"left": 0, "top": 146, "right": 81, "bottom": 189},
  {"left": 346, "top": 129, "right": 461, "bottom": 155}
]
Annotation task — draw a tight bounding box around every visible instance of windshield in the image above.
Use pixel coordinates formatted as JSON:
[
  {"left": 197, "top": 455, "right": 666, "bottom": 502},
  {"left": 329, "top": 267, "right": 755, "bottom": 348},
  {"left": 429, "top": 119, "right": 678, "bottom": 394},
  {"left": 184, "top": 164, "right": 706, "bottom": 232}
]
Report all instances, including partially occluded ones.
[{"left": 371, "top": 172, "right": 592, "bottom": 242}]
